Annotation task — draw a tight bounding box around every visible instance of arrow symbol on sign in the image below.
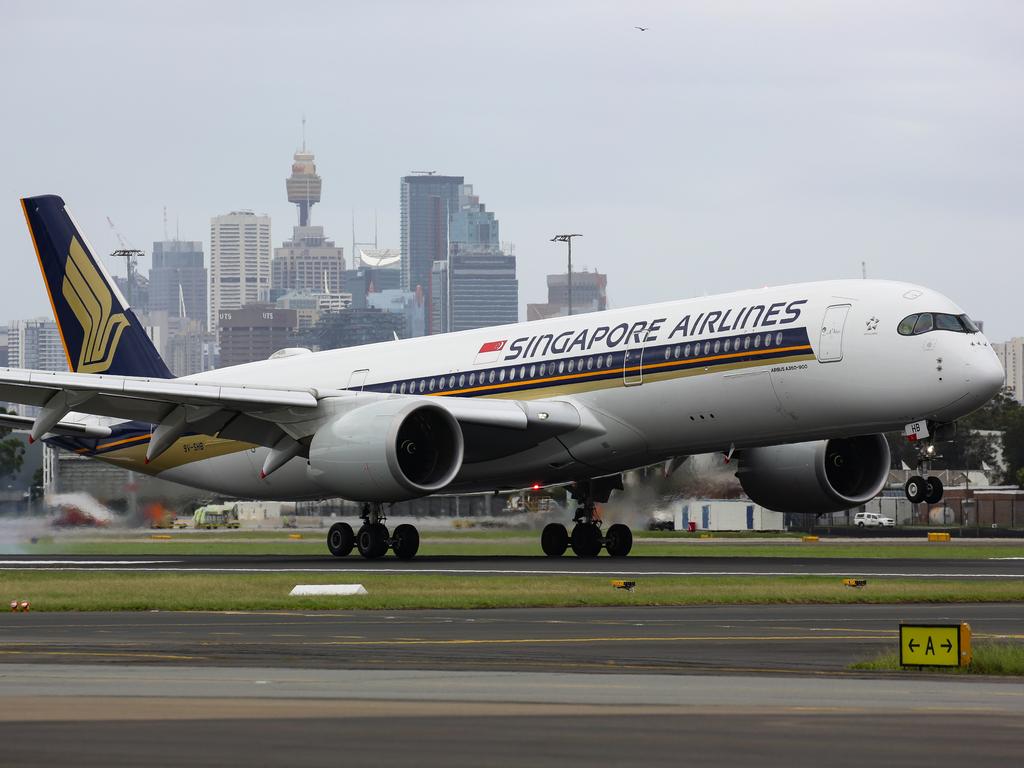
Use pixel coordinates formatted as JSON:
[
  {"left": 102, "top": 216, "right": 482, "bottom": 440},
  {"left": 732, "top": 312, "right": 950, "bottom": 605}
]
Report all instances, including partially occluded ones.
[
  {"left": 942, "top": 639, "right": 953, "bottom": 652},
  {"left": 908, "top": 639, "right": 920, "bottom": 652}
]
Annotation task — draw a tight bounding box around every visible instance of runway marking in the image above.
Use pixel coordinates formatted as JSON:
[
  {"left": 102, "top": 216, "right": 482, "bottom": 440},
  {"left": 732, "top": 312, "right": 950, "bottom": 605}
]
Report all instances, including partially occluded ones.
[
  {"left": 0, "top": 560, "right": 177, "bottom": 566},
  {"left": 292, "top": 634, "right": 896, "bottom": 646},
  {"left": 0, "top": 649, "right": 198, "bottom": 661},
  {"left": 1, "top": 565, "right": 1023, "bottom": 578}
]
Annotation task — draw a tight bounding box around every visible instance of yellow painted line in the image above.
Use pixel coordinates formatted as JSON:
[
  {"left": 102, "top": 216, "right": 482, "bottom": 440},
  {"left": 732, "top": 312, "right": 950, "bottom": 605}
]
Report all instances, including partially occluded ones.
[
  {"left": 298, "top": 634, "right": 895, "bottom": 647},
  {"left": 0, "top": 649, "right": 198, "bottom": 661}
]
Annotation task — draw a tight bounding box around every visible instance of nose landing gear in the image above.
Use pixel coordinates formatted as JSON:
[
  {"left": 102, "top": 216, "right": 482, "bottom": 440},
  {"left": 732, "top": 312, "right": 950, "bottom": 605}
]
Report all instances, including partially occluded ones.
[
  {"left": 540, "top": 477, "right": 632, "bottom": 558},
  {"left": 903, "top": 421, "right": 949, "bottom": 506},
  {"left": 326, "top": 503, "right": 420, "bottom": 560}
]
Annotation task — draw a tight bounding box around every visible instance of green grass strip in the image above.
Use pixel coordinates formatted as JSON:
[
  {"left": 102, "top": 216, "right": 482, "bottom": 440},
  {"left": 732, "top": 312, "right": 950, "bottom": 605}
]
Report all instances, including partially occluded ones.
[
  {"left": 851, "top": 642, "right": 1024, "bottom": 675},
  {"left": 1, "top": 572, "right": 1023, "bottom": 612}
]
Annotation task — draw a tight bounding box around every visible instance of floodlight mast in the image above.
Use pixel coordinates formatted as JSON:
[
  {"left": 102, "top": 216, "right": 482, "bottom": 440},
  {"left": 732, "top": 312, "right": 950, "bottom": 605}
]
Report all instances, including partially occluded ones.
[{"left": 550, "top": 233, "right": 582, "bottom": 316}]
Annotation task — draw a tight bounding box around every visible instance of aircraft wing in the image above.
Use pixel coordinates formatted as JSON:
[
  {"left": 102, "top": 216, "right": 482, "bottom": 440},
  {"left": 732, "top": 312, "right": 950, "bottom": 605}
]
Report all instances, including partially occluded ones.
[{"left": 0, "top": 367, "right": 585, "bottom": 467}]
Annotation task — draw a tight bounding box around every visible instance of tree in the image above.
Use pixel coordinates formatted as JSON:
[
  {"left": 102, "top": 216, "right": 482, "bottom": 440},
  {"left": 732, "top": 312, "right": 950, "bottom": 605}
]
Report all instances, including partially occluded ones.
[{"left": 0, "top": 410, "right": 25, "bottom": 483}]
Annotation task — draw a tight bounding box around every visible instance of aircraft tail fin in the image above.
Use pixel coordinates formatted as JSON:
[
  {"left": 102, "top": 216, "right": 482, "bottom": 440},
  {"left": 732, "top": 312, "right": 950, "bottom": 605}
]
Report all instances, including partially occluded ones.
[{"left": 20, "top": 195, "right": 173, "bottom": 379}]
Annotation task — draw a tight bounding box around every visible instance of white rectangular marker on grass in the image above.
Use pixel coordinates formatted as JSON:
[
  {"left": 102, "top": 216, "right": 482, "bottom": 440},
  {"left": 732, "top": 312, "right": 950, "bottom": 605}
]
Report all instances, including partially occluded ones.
[{"left": 290, "top": 584, "right": 368, "bottom": 596}]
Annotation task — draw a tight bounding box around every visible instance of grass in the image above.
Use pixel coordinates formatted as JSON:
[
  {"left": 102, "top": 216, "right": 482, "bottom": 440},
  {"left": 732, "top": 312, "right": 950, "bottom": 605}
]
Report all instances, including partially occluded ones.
[
  {"left": 16, "top": 529, "right": 1024, "bottom": 559},
  {"left": 851, "top": 642, "right": 1024, "bottom": 675},
  {"left": 2, "top": 571, "right": 1023, "bottom": 611}
]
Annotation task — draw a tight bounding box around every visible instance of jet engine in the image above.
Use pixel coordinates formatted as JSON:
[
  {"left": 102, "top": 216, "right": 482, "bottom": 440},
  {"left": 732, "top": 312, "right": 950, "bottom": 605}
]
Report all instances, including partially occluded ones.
[
  {"left": 308, "top": 399, "right": 464, "bottom": 501},
  {"left": 735, "top": 435, "right": 891, "bottom": 514}
]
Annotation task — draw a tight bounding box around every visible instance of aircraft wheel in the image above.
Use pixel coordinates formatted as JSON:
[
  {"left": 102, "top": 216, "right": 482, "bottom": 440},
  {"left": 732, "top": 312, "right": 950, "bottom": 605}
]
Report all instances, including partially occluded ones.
[
  {"left": 905, "top": 476, "right": 927, "bottom": 504},
  {"left": 327, "top": 522, "right": 355, "bottom": 557},
  {"left": 925, "top": 476, "right": 944, "bottom": 505},
  {"left": 541, "top": 523, "right": 568, "bottom": 557},
  {"left": 605, "top": 523, "right": 633, "bottom": 557},
  {"left": 357, "top": 523, "right": 389, "bottom": 559},
  {"left": 392, "top": 524, "right": 420, "bottom": 560},
  {"left": 570, "top": 523, "right": 602, "bottom": 558}
]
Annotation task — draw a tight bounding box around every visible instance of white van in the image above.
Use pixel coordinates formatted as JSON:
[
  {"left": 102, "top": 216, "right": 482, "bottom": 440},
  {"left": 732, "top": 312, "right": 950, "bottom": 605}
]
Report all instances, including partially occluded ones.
[{"left": 854, "top": 511, "right": 895, "bottom": 527}]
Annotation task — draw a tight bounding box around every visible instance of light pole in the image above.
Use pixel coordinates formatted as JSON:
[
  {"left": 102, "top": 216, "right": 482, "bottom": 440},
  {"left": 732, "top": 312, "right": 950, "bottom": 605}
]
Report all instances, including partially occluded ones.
[{"left": 550, "top": 234, "right": 582, "bottom": 316}]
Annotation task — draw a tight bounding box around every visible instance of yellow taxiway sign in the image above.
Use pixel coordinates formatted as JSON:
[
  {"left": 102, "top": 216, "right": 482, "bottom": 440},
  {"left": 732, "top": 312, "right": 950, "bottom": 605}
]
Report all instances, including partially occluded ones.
[{"left": 899, "top": 623, "right": 972, "bottom": 667}]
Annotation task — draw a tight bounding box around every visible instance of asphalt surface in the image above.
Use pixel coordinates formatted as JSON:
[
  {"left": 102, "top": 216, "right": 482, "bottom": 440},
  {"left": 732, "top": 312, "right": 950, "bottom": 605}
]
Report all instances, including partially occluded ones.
[
  {"left": 4, "top": 552, "right": 1024, "bottom": 577},
  {"left": 2, "top": 604, "right": 1024, "bottom": 766}
]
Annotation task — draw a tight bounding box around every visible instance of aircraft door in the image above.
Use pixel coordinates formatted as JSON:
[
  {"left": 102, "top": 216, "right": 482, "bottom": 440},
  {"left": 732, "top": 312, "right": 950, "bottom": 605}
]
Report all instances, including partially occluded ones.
[
  {"left": 623, "top": 348, "right": 644, "bottom": 386},
  {"left": 348, "top": 368, "right": 369, "bottom": 393},
  {"left": 817, "top": 304, "right": 851, "bottom": 362}
]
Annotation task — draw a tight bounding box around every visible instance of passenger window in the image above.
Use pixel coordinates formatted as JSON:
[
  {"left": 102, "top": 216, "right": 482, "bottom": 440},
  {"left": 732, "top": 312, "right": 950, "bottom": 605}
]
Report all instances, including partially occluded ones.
[
  {"left": 897, "top": 314, "right": 918, "bottom": 335},
  {"left": 684, "top": 344, "right": 691, "bottom": 357},
  {"left": 713, "top": 340, "right": 720, "bottom": 354},
  {"left": 558, "top": 360, "right": 565, "bottom": 374},
  {"left": 775, "top": 331, "right": 783, "bottom": 346},
  {"left": 753, "top": 335, "right": 761, "bottom": 349},
  {"left": 418, "top": 380, "right": 426, "bottom": 393},
  {"left": 458, "top": 374, "right": 465, "bottom": 388},
  {"left": 743, "top": 336, "right": 751, "bottom": 350},
  {"left": 597, "top": 355, "right": 604, "bottom": 368},
  {"left": 568, "top": 359, "right": 575, "bottom": 373},
  {"left": 390, "top": 384, "right": 397, "bottom": 393},
  {"left": 499, "top": 369, "right": 506, "bottom": 382},
  {"left": 664, "top": 348, "right": 671, "bottom": 361},
  {"left": 723, "top": 338, "right": 731, "bottom": 353},
  {"left": 530, "top": 365, "right": 536, "bottom": 378},
  {"left": 488, "top": 370, "right": 496, "bottom": 383},
  {"left": 674, "top": 345, "right": 681, "bottom": 359},
  {"left": 913, "top": 313, "right": 934, "bottom": 334},
  {"left": 704, "top": 341, "right": 711, "bottom": 355},
  {"left": 764, "top": 333, "right": 772, "bottom": 347},
  {"left": 539, "top": 363, "right": 547, "bottom": 377},
  {"left": 587, "top": 358, "right": 593, "bottom": 371},
  {"left": 400, "top": 382, "right": 406, "bottom": 394},
  {"left": 428, "top": 378, "right": 435, "bottom": 392},
  {"left": 469, "top": 373, "right": 476, "bottom": 386},
  {"left": 520, "top": 366, "right": 526, "bottom": 379}
]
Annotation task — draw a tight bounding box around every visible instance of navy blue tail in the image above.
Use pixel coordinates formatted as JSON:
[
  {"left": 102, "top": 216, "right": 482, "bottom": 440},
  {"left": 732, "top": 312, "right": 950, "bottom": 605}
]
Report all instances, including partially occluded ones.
[{"left": 21, "top": 195, "right": 173, "bottom": 379}]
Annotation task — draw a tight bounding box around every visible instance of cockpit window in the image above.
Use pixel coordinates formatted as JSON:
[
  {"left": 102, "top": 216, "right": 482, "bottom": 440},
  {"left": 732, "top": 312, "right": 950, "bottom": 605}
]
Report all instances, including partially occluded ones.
[
  {"left": 898, "top": 312, "right": 980, "bottom": 336},
  {"left": 913, "top": 313, "right": 934, "bottom": 334}
]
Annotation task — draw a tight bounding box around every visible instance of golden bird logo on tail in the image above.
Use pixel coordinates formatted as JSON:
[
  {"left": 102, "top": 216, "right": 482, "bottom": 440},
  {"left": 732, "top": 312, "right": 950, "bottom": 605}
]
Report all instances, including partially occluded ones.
[{"left": 61, "top": 236, "right": 129, "bottom": 373}]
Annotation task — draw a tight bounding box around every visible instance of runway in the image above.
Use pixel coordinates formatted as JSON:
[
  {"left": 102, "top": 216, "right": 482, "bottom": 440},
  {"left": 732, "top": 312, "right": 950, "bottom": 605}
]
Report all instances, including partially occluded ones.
[
  {"left": 2, "top": 604, "right": 1023, "bottom": 766},
  {"left": 4, "top": 553, "right": 1024, "bottom": 577}
]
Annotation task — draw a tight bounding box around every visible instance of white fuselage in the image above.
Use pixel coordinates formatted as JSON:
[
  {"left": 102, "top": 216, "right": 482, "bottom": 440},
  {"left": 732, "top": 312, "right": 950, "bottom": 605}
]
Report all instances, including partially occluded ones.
[{"left": 82, "top": 279, "right": 1004, "bottom": 500}]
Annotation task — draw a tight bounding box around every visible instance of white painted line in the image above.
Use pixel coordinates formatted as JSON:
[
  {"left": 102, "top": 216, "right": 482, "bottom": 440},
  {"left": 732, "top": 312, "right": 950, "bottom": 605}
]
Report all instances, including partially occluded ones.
[
  {"left": 0, "top": 560, "right": 178, "bottom": 565},
  {"left": 290, "top": 584, "right": 368, "bottom": 596}
]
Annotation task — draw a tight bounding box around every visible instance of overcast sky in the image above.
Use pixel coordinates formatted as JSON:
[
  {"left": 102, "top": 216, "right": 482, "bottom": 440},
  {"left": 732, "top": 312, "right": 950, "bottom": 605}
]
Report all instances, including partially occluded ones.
[{"left": 2, "top": 1, "right": 1021, "bottom": 338}]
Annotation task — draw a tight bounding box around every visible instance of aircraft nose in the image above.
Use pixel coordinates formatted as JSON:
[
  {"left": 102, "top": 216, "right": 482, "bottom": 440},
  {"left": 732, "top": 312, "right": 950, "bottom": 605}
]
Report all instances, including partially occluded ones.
[{"left": 965, "top": 344, "right": 1005, "bottom": 403}]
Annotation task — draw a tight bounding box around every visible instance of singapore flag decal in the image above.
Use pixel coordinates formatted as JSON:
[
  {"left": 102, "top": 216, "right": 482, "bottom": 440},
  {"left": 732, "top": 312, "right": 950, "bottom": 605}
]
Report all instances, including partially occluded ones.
[{"left": 474, "top": 339, "right": 507, "bottom": 365}]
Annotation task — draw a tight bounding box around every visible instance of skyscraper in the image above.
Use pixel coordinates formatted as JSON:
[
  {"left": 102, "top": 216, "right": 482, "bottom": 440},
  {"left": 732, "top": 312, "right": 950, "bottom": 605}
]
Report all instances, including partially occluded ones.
[
  {"left": 209, "top": 211, "right": 271, "bottom": 335},
  {"left": 527, "top": 271, "right": 608, "bottom": 321},
  {"left": 400, "top": 173, "right": 463, "bottom": 301},
  {"left": 272, "top": 145, "right": 345, "bottom": 296},
  {"left": 429, "top": 184, "right": 518, "bottom": 334},
  {"left": 150, "top": 240, "right": 207, "bottom": 329}
]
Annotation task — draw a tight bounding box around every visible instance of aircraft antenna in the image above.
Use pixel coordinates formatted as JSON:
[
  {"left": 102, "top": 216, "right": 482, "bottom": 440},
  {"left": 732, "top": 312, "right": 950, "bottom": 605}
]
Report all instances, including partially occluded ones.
[{"left": 861, "top": 261, "right": 867, "bottom": 279}]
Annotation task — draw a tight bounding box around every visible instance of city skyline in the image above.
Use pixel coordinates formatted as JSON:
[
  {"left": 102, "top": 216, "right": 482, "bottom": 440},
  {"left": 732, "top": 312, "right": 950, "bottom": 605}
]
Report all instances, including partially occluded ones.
[{"left": 1, "top": 2, "right": 1022, "bottom": 340}]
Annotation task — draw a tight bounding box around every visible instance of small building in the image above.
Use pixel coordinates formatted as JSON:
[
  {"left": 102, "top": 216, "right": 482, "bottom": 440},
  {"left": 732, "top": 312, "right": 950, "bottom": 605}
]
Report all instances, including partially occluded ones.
[{"left": 676, "top": 499, "right": 784, "bottom": 531}]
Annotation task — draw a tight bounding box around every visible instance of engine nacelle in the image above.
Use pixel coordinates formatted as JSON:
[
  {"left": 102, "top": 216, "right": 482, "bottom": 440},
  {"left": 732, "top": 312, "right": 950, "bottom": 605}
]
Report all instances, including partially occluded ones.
[
  {"left": 736, "top": 435, "right": 891, "bottom": 514},
  {"left": 308, "top": 399, "right": 464, "bottom": 502}
]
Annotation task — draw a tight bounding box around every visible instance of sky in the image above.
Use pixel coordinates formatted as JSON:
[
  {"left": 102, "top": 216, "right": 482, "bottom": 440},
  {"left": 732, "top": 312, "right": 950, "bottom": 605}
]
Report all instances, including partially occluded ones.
[{"left": 1, "top": 0, "right": 1022, "bottom": 338}]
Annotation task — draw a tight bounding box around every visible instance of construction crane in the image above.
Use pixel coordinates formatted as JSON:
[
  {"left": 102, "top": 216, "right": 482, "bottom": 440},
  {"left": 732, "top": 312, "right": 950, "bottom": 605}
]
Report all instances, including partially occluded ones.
[{"left": 106, "top": 216, "right": 144, "bottom": 307}]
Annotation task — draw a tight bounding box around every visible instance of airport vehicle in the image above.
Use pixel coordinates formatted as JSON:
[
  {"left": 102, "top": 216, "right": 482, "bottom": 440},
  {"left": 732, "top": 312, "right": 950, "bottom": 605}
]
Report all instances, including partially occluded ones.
[
  {"left": 0, "top": 196, "right": 1005, "bottom": 560},
  {"left": 853, "top": 511, "right": 895, "bottom": 527},
  {"left": 192, "top": 503, "right": 241, "bottom": 529}
]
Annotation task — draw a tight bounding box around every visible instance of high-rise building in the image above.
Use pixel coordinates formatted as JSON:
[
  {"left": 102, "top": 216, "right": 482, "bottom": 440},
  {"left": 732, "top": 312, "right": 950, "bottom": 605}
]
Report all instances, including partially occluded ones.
[
  {"left": 150, "top": 240, "right": 207, "bottom": 330},
  {"left": 994, "top": 338, "right": 1022, "bottom": 403},
  {"left": 209, "top": 211, "right": 272, "bottom": 336},
  {"left": 429, "top": 184, "right": 518, "bottom": 334},
  {"left": 527, "top": 270, "right": 608, "bottom": 321},
  {"left": 7, "top": 318, "right": 67, "bottom": 372},
  {"left": 272, "top": 145, "right": 345, "bottom": 297},
  {"left": 400, "top": 173, "right": 463, "bottom": 301},
  {"left": 217, "top": 304, "right": 297, "bottom": 368}
]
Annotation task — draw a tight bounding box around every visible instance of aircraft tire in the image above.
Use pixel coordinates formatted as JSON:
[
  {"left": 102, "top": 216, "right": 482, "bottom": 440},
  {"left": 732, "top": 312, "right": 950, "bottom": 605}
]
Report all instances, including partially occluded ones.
[
  {"left": 357, "top": 523, "right": 389, "bottom": 559},
  {"left": 327, "top": 522, "right": 355, "bottom": 557},
  {"left": 392, "top": 523, "right": 420, "bottom": 560},
  {"left": 570, "top": 523, "right": 602, "bottom": 558},
  {"left": 905, "top": 476, "right": 927, "bottom": 504},
  {"left": 605, "top": 523, "right": 633, "bottom": 557},
  {"left": 541, "top": 523, "right": 569, "bottom": 557},
  {"left": 925, "top": 476, "right": 944, "bottom": 505}
]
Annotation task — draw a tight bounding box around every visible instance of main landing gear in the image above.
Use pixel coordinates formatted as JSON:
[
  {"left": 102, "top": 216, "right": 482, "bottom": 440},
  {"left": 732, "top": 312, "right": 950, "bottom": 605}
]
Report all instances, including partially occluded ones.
[
  {"left": 326, "top": 503, "right": 420, "bottom": 560},
  {"left": 541, "top": 477, "right": 632, "bottom": 558}
]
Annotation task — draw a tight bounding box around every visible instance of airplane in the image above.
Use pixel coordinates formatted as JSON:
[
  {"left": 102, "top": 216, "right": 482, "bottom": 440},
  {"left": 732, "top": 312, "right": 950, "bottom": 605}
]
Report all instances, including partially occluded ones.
[{"left": 1, "top": 195, "right": 1005, "bottom": 560}]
